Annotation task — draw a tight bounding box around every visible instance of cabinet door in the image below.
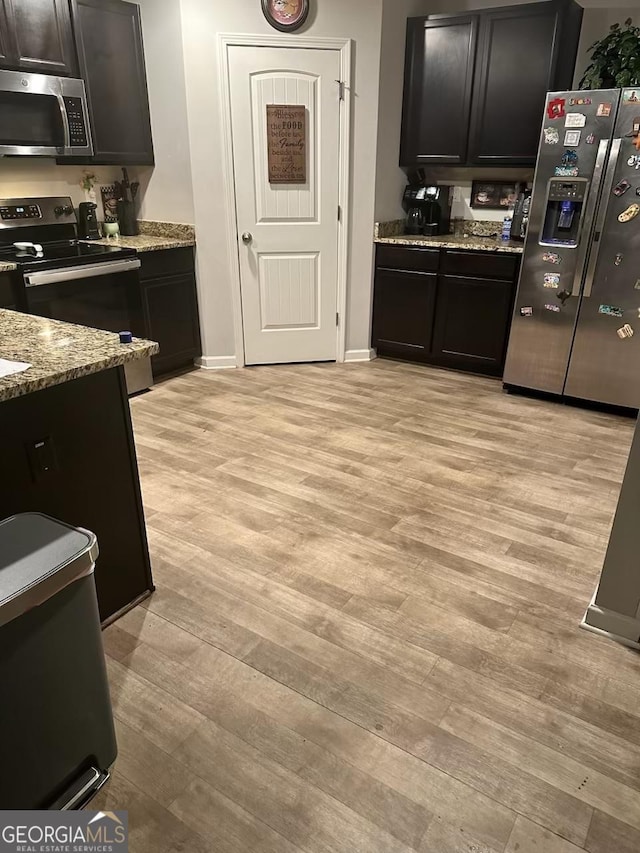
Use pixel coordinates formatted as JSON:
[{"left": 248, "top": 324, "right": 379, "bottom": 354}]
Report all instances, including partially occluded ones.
[
  {"left": 1, "top": 0, "right": 76, "bottom": 75},
  {"left": 141, "top": 272, "right": 201, "bottom": 376},
  {"left": 372, "top": 268, "right": 437, "bottom": 359},
  {"left": 433, "top": 275, "right": 514, "bottom": 374},
  {"left": 400, "top": 15, "right": 478, "bottom": 166},
  {"left": 468, "top": 2, "right": 574, "bottom": 166},
  {"left": 72, "top": 0, "right": 154, "bottom": 165}
]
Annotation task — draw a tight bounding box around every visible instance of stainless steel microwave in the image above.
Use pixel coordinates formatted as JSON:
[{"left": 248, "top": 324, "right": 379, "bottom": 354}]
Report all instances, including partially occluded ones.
[{"left": 0, "top": 69, "right": 93, "bottom": 157}]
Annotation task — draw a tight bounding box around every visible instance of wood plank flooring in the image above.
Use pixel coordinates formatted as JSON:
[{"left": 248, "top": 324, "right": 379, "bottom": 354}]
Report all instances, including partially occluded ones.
[{"left": 94, "top": 359, "right": 640, "bottom": 852}]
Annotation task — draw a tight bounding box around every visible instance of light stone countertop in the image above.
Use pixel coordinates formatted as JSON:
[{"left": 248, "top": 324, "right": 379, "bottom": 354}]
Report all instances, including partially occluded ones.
[
  {"left": 375, "top": 233, "right": 524, "bottom": 255},
  {"left": 82, "top": 234, "right": 195, "bottom": 253},
  {"left": 0, "top": 309, "right": 158, "bottom": 402}
]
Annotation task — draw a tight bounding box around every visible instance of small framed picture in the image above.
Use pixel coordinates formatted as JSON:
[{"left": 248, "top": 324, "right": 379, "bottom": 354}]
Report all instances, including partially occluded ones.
[
  {"left": 470, "top": 181, "right": 519, "bottom": 210},
  {"left": 100, "top": 185, "right": 119, "bottom": 222},
  {"left": 564, "top": 130, "right": 581, "bottom": 146},
  {"left": 262, "top": 0, "right": 309, "bottom": 31}
]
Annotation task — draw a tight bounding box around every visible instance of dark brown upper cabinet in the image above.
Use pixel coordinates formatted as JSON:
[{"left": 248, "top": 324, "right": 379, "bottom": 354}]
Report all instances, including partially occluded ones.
[
  {"left": 0, "top": 0, "right": 77, "bottom": 77},
  {"left": 400, "top": 0, "right": 583, "bottom": 168},
  {"left": 400, "top": 15, "right": 478, "bottom": 166},
  {"left": 66, "top": 0, "right": 154, "bottom": 166}
]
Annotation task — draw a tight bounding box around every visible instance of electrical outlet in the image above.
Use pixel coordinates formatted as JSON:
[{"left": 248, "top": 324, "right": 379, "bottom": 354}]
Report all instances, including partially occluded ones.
[{"left": 453, "top": 186, "right": 463, "bottom": 204}]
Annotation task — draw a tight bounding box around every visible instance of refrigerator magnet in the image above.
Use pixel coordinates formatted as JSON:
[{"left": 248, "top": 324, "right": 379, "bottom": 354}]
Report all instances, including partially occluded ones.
[
  {"left": 544, "top": 303, "right": 561, "bottom": 313},
  {"left": 634, "top": 279, "right": 640, "bottom": 289},
  {"left": 544, "top": 127, "right": 560, "bottom": 144},
  {"left": 628, "top": 155, "right": 640, "bottom": 169},
  {"left": 561, "top": 149, "right": 578, "bottom": 165},
  {"left": 520, "top": 306, "right": 533, "bottom": 317},
  {"left": 623, "top": 91, "right": 640, "bottom": 105},
  {"left": 564, "top": 130, "right": 581, "bottom": 146},
  {"left": 570, "top": 97, "right": 592, "bottom": 106},
  {"left": 599, "top": 304, "right": 624, "bottom": 318},
  {"left": 543, "top": 252, "right": 561, "bottom": 264},
  {"left": 597, "top": 103, "right": 612, "bottom": 117},
  {"left": 547, "top": 98, "right": 565, "bottom": 120},
  {"left": 614, "top": 179, "right": 631, "bottom": 196},
  {"left": 555, "top": 166, "right": 579, "bottom": 177},
  {"left": 619, "top": 203, "right": 640, "bottom": 223},
  {"left": 615, "top": 253, "right": 625, "bottom": 266},
  {"left": 565, "top": 113, "right": 587, "bottom": 128},
  {"left": 544, "top": 273, "right": 560, "bottom": 287},
  {"left": 617, "top": 324, "right": 634, "bottom": 339},
  {"left": 557, "top": 290, "right": 571, "bottom": 305},
  {"left": 585, "top": 134, "right": 596, "bottom": 145}
]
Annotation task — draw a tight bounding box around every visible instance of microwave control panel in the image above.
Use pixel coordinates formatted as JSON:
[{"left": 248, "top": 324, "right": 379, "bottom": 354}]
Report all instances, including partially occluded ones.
[
  {"left": 0, "top": 204, "right": 41, "bottom": 221},
  {"left": 63, "top": 97, "right": 89, "bottom": 147}
]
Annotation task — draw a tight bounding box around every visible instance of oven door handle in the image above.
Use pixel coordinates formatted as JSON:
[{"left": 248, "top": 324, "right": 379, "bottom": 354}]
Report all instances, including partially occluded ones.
[{"left": 24, "top": 258, "right": 141, "bottom": 287}]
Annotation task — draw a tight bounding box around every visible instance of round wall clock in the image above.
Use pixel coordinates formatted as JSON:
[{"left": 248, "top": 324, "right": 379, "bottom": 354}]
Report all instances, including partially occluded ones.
[{"left": 262, "top": 0, "right": 309, "bottom": 32}]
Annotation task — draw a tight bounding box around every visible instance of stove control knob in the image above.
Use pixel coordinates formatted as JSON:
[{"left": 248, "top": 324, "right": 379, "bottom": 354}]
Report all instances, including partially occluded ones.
[{"left": 54, "top": 205, "right": 74, "bottom": 216}]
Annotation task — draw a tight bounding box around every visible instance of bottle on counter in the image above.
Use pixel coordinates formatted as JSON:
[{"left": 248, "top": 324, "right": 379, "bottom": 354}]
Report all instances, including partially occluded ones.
[{"left": 501, "top": 215, "right": 512, "bottom": 242}]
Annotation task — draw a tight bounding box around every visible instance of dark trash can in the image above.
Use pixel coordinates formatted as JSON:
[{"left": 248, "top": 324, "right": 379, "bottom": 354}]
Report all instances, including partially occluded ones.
[{"left": 0, "top": 513, "right": 117, "bottom": 809}]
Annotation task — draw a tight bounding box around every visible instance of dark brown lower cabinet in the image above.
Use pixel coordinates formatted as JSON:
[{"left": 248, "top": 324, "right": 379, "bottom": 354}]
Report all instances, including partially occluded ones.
[
  {"left": 371, "top": 268, "right": 437, "bottom": 360},
  {"left": 0, "top": 367, "right": 154, "bottom": 624},
  {"left": 432, "top": 275, "right": 514, "bottom": 372},
  {"left": 139, "top": 248, "right": 202, "bottom": 377},
  {"left": 372, "top": 245, "right": 519, "bottom": 376}
]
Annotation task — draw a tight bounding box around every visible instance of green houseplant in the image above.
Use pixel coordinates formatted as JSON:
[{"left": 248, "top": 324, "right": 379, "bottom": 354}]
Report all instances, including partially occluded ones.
[{"left": 580, "top": 19, "right": 640, "bottom": 90}]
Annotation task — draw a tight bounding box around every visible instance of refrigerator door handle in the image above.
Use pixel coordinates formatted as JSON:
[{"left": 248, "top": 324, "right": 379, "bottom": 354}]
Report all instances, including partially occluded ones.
[
  {"left": 583, "top": 138, "right": 622, "bottom": 298},
  {"left": 571, "top": 138, "right": 613, "bottom": 298}
]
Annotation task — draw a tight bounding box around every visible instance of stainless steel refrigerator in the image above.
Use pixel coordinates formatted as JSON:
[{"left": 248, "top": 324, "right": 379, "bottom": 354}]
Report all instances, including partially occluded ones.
[{"left": 504, "top": 87, "right": 640, "bottom": 408}]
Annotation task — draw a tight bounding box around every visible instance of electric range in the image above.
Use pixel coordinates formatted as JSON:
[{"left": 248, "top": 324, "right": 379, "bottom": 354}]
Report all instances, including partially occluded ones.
[{"left": 0, "top": 196, "right": 151, "bottom": 394}]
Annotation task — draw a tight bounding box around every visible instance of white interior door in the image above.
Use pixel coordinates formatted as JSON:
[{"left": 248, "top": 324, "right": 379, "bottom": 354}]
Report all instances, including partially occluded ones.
[{"left": 228, "top": 45, "right": 341, "bottom": 365}]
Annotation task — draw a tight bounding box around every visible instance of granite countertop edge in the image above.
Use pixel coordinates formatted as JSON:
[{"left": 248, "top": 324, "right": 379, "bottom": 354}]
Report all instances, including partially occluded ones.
[
  {"left": 86, "top": 235, "right": 196, "bottom": 252},
  {"left": 0, "top": 234, "right": 195, "bottom": 274},
  {"left": 0, "top": 310, "right": 159, "bottom": 403},
  {"left": 375, "top": 235, "right": 524, "bottom": 255}
]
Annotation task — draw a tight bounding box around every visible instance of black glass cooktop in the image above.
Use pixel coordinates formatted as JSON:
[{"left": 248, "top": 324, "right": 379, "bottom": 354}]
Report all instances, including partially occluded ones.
[{"left": 0, "top": 240, "right": 136, "bottom": 271}]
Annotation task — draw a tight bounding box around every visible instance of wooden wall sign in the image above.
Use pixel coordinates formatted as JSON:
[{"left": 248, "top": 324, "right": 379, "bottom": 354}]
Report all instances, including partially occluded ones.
[{"left": 267, "top": 104, "right": 307, "bottom": 184}]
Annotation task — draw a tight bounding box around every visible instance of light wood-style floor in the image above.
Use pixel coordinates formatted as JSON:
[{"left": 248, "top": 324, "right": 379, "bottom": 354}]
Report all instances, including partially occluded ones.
[{"left": 94, "top": 359, "right": 640, "bottom": 853}]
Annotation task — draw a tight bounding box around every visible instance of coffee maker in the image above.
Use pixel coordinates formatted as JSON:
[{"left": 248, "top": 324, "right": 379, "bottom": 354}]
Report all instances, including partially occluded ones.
[{"left": 402, "top": 179, "right": 452, "bottom": 236}]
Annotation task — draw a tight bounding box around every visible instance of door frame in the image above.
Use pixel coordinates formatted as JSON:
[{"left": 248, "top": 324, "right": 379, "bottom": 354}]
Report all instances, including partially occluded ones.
[{"left": 218, "top": 33, "right": 352, "bottom": 367}]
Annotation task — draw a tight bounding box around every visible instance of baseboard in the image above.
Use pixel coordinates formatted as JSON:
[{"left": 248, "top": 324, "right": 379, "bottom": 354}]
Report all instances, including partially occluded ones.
[
  {"left": 344, "top": 348, "right": 376, "bottom": 363},
  {"left": 196, "top": 355, "right": 238, "bottom": 370},
  {"left": 580, "top": 593, "right": 640, "bottom": 649}
]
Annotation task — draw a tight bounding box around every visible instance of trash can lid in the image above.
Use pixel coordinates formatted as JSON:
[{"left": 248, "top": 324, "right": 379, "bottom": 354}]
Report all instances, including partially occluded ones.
[{"left": 0, "top": 513, "right": 99, "bottom": 629}]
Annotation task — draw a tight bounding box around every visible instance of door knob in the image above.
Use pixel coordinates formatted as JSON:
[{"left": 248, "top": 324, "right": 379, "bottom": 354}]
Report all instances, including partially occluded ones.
[{"left": 242, "top": 232, "right": 253, "bottom": 244}]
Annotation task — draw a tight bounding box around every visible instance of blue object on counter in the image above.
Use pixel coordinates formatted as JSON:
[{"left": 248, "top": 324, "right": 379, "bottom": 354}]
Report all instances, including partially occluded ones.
[
  {"left": 501, "top": 216, "right": 512, "bottom": 242},
  {"left": 119, "top": 331, "right": 133, "bottom": 344}
]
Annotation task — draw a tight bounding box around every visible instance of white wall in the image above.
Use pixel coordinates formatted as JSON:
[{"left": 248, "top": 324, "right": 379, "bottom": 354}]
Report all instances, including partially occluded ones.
[
  {"left": 179, "top": 0, "right": 384, "bottom": 361},
  {"left": 574, "top": 6, "right": 639, "bottom": 88},
  {"left": 0, "top": 160, "right": 120, "bottom": 212},
  {"left": 135, "top": 0, "right": 194, "bottom": 224},
  {"left": 374, "top": 0, "right": 431, "bottom": 222}
]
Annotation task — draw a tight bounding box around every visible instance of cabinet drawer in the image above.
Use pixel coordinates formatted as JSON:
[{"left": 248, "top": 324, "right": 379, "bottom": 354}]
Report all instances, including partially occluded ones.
[
  {"left": 138, "top": 247, "right": 194, "bottom": 280},
  {"left": 440, "top": 250, "right": 518, "bottom": 280},
  {"left": 376, "top": 244, "right": 439, "bottom": 273}
]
